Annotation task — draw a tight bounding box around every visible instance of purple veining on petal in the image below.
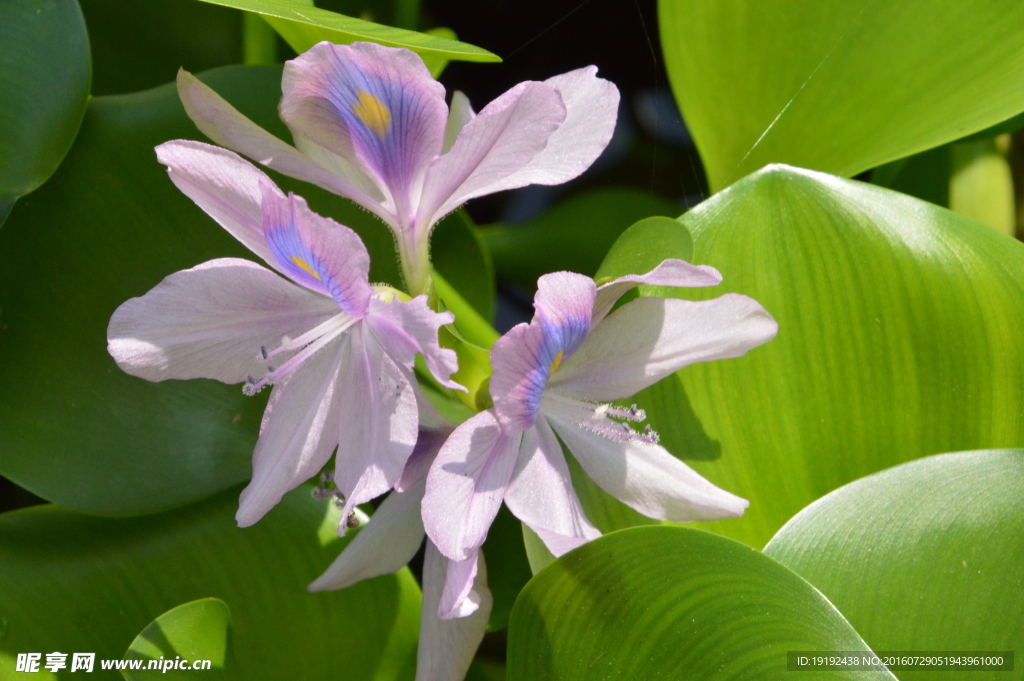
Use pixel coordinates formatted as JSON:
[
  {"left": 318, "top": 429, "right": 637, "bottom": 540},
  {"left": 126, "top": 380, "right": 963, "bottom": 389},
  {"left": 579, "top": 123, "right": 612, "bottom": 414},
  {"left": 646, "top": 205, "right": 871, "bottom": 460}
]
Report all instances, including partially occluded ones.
[
  {"left": 281, "top": 42, "right": 447, "bottom": 221},
  {"left": 260, "top": 185, "right": 372, "bottom": 317},
  {"left": 489, "top": 272, "right": 596, "bottom": 432}
]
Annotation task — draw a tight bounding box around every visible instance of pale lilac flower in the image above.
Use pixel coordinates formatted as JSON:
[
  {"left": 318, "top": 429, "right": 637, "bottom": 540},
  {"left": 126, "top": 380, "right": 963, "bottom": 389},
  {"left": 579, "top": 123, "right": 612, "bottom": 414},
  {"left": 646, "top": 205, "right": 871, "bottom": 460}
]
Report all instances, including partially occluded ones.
[
  {"left": 309, "top": 397, "right": 490, "bottom": 681},
  {"left": 175, "top": 41, "right": 620, "bottom": 294},
  {"left": 107, "top": 140, "right": 460, "bottom": 527},
  {"left": 422, "top": 264, "right": 779, "bottom": 561}
]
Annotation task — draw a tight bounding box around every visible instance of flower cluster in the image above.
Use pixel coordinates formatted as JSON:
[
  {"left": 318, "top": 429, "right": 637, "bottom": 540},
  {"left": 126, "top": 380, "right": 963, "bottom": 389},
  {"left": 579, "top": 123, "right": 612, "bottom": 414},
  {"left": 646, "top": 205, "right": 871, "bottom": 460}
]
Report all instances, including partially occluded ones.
[{"left": 108, "top": 42, "right": 777, "bottom": 681}]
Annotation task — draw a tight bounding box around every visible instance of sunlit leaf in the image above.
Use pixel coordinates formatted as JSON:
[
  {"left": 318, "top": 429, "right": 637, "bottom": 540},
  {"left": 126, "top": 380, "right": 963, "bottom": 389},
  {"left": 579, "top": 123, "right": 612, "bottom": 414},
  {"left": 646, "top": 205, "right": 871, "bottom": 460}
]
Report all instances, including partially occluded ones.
[
  {"left": 633, "top": 165, "right": 1024, "bottom": 548},
  {"left": 194, "top": 0, "right": 498, "bottom": 64},
  {"left": 660, "top": 0, "right": 1024, "bottom": 190},
  {"left": 507, "top": 526, "right": 895, "bottom": 680},
  {"left": 766, "top": 450, "right": 1024, "bottom": 677}
]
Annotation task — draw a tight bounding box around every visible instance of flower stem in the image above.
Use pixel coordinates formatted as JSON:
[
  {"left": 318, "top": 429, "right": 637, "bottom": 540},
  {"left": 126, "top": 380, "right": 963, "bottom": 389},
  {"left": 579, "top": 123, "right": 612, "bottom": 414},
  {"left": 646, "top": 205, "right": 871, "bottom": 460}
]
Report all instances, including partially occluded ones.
[
  {"left": 243, "top": 14, "right": 277, "bottom": 65},
  {"left": 432, "top": 270, "right": 500, "bottom": 348}
]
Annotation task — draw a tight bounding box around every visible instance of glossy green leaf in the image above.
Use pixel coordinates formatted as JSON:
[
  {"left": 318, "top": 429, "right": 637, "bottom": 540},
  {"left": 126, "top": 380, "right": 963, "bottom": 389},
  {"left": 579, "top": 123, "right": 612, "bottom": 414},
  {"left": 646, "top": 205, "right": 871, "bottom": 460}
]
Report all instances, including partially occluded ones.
[
  {"left": 636, "top": 165, "right": 1024, "bottom": 549},
  {"left": 483, "top": 188, "right": 680, "bottom": 289},
  {"left": 507, "top": 526, "right": 895, "bottom": 681},
  {"left": 594, "top": 216, "right": 693, "bottom": 281},
  {"left": 0, "top": 486, "right": 420, "bottom": 679},
  {"left": 0, "top": 0, "right": 90, "bottom": 219},
  {"left": 660, "top": 0, "right": 1024, "bottom": 190},
  {"left": 765, "top": 450, "right": 1024, "bottom": 678},
  {"left": 123, "top": 598, "right": 234, "bottom": 680},
  {"left": 0, "top": 65, "right": 489, "bottom": 517},
  {"left": 194, "top": 0, "right": 498, "bottom": 64}
]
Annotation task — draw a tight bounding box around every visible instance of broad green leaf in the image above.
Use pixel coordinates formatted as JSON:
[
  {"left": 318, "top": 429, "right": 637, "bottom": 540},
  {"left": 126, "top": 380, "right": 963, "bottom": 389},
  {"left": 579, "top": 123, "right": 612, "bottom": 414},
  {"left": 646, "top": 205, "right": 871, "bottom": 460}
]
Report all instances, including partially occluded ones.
[
  {"left": 0, "top": 0, "right": 90, "bottom": 220},
  {"left": 483, "top": 188, "right": 680, "bottom": 289},
  {"left": 640, "top": 165, "right": 1024, "bottom": 548},
  {"left": 0, "top": 65, "right": 488, "bottom": 516},
  {"left": 765, "top": 450, "right": 1024, "bottom": 679},
  {"left": 122, "top": 598, "right": 234, "bottom": 680},
  {"left": 0, "top": 486, "right": 420, "bottom": 680},
  {"left": 80, "top": 0, "right": 242, "bottom": 95},
  {"left": 194, "top": 0, "right": 499, "bottom": 64},
  {"left": 660, "top": 0, "right": 1024, "bottom": 191},
  {"left": 594, "top": 216, "right": 693, "bottom": 281},
  {"left": 507, "top": 526, "right": 896, "bottom": 681}
]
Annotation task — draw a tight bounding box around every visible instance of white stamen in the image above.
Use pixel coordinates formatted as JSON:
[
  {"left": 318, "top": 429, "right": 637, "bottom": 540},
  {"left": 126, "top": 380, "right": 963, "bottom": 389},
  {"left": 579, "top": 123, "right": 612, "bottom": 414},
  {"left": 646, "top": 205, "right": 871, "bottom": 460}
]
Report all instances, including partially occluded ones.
[
  {"left": 542, "top": 392, "right": 660, "bottom": 444},
  {"left": 243, "top": 312, "right": 357, "bottom": 395}
]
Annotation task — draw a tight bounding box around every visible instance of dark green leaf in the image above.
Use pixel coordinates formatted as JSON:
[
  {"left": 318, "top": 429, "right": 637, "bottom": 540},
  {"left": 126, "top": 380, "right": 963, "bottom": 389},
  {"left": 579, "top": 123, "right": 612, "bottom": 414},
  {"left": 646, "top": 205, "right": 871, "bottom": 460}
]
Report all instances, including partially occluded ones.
[
  {"left": 433, "top": 209, "right": 495, "bottom": 324},
  {"left": 123, "top": 598, "right": 234, "bottom": 680},
  {"left": 765, "top": 450, "right": 1024, "bottom": 677},
  {"left": 507, "top": 526, "right": 895, "bottom": 680},
  {"left": 0, "top": 486, "right": 420, "bottom": 679},
  {"left": 483, "top": 188, "right": 680, "bottom": 288},
  {"left": 637, "top": 165, "right": 1024, "bottom": 548},
  {"left": 80, "top": 0, "right": 243, "bottom": 96},
  {"left": 0, "top": 0, "right": 90, "bottom": 216},
  {"left": 660, "top": 0, "right": 1024, "bottom": 190}
]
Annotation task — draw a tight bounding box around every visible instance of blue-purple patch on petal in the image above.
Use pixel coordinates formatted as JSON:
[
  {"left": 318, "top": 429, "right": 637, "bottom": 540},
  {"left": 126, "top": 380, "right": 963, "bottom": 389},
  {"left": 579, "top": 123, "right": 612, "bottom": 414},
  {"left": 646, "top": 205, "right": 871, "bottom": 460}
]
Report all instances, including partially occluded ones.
[
  {"left": 490, "top": 272, "right": 596, "bottom": 431},
  {"left": 281, "top": 42, "right": 448, "bottom": 217},
  {"left": 261, "top": 185, "right": 372, "bottom": 317}
]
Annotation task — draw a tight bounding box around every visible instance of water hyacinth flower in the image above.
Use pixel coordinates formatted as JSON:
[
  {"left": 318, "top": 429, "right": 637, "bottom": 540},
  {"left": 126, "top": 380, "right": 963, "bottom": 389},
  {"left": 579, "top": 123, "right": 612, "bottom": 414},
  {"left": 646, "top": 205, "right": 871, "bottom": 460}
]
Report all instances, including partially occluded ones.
[
  {"left": 107, "top": 139, "right": 460, "bottom": 527},
  {"left": 422, "top": 264, "right": 779, "bottom": 562},
  {"left": 175, "top": 41, "right": 620, "bottom": 294},
  {"left": 309, "top": 400, "right": 490, "bottom": 681}
]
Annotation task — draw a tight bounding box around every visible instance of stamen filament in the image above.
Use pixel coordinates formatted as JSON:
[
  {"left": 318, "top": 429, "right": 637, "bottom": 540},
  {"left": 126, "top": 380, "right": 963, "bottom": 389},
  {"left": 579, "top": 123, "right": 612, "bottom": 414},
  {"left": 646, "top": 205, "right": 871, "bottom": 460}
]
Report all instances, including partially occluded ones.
[{"left": 244, "top": 312, "right": 358, "bottom": 395}]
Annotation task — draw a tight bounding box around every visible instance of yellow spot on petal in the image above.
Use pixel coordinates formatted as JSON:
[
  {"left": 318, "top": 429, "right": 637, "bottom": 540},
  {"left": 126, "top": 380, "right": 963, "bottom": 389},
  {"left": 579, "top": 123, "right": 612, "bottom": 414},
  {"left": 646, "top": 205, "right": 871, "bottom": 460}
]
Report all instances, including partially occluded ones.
[
  {"left": 549, "top": 351, "right": 564, "bottom": 375},
  {"left": 351, "top": 90, "right": 392, "bottom": 138},
  {"left": 291, "top": 255, "right": 322, "bottom": 281}
]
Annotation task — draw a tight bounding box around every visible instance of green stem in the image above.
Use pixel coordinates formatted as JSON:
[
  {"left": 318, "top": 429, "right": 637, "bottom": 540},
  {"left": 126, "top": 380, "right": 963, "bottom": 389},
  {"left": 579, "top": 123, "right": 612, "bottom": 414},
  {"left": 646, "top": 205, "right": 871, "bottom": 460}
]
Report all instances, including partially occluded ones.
[
  {"left": 432, "top": 270, "right": 500, "bottom": 348},
  {"left": 243, "top": 14, "right": 278, "bottom": 66}
]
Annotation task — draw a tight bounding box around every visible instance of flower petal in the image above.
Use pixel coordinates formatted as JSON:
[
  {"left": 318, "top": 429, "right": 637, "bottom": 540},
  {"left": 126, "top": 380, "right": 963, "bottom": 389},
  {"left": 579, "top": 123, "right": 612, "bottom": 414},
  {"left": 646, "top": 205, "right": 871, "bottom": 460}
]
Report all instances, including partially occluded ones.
[
  {"left": 260, "top": 186, "right": 372, "bottom": 317},
  {"left": 108, "top": 258, "right": 337, "bottom": 384},
  {"left": 442, "top": 91, "right": 475, "bottom": 154},
  {"left": 365, "top": 295, "right": 461, "bottom": 389},
  {"left": 592, "top": 259, "right": 723, "bottom": 326},
  {"left": 496, "top": 67, "right": 620, "bottom": 188},
  {"left": 489, "top": 272, "right": 595, "bottom": 431},
  {"left": 155, "top": 140, "right": 283, "bottom": 270},
  {"left": 333, "top": 323, "right": 420, "bottom": 523},
  {"left": 550, "top": 294, "right": 779, "bottom": 401},
  {"left": 236, "top": 334, "right": 346, "bottom": 527},
  {"left": 416, "top": 543, "right": 491, "bottom": 681},
  {"left": 547, "top": 412, "right": 749, "bottom": 522},
  {"left": 281, "top": 41, "right": 448, "bottom": 218},
  {"left": 504, "top": 416, "right": 600, "bottom": 556},
  {"left": 308, "top": 482, "right": 426, "bottom": 592},
  {"left": 418, "top": 81, "right": 566, "bottom": 227},
  {"left": 422, "top": 410, "right": 522, "bottom": 561},
  {"left": 438, "top": 549, "right": 480, "bottom": 619},
  {"left": 176, "top": 68, "right": 386, "bottom": 211}
]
